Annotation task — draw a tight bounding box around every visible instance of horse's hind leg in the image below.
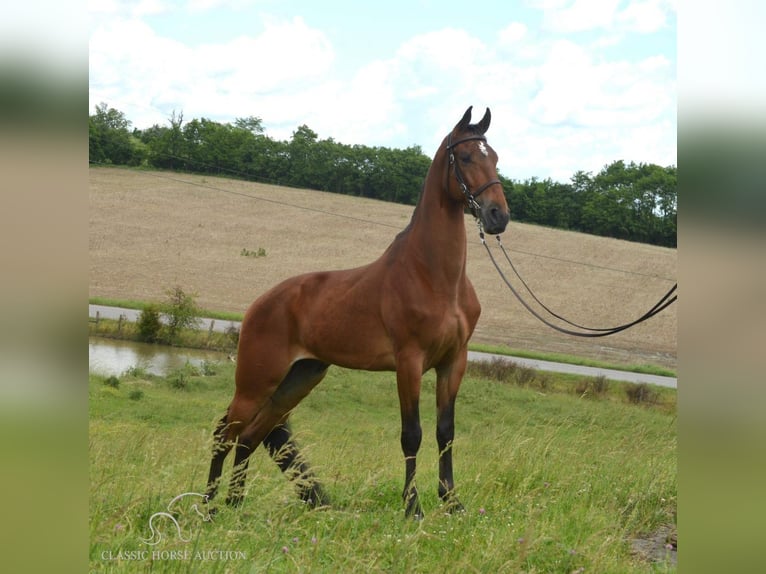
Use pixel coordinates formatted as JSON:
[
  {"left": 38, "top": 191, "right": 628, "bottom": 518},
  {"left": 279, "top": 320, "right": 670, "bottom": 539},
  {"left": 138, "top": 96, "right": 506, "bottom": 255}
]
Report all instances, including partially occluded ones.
[
  {"left": 225, "top": 441, "right": 253, "bottom": 507},
  {"left": 225, "top": 358, "right": 330, "bottom": 508},
  {"left": 205, "top": 413, "right": 233, "bottom": 502},
  {"left": 264, "top": 420, "right": 329, "bottom": 507}
]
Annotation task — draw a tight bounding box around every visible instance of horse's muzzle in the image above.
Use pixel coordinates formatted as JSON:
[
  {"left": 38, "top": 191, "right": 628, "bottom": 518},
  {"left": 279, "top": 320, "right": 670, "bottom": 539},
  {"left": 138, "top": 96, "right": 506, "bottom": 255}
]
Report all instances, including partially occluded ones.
[{"left": 480, "top": 203, "right": 510, "bottom": 235}]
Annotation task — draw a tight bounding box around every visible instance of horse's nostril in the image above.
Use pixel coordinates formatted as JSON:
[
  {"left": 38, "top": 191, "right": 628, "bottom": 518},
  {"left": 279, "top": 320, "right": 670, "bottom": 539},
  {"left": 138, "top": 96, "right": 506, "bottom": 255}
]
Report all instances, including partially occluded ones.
[{"left": 488, "top": 206, "right": 504, "bottom": 223}]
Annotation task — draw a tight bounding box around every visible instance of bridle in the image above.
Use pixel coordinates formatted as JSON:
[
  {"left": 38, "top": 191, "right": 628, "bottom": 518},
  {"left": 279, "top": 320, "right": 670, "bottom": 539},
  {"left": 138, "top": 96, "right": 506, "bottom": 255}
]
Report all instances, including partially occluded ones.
[
  {"left": 445, "top": 135, "right": 677, "bottom": 338},
  {"left": 446, "top": 133, "right": 502, "bottom": 217}
]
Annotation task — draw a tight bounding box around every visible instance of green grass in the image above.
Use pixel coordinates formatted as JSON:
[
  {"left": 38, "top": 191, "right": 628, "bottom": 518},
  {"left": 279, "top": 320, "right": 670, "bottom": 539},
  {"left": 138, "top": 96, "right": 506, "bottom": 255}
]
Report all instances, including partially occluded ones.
[
  {"left": 89, "top": 298, "right": 676, "bottom": 377},
  {"left": 89, "top": 361, "right": 676, "bottom": 573}
]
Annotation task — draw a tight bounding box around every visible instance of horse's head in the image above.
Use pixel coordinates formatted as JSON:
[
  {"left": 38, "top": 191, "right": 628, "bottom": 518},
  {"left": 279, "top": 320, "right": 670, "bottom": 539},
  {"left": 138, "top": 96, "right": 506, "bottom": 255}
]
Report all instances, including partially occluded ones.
[{"left": 444, "top": 106, "right": 510, "bottom": 235}]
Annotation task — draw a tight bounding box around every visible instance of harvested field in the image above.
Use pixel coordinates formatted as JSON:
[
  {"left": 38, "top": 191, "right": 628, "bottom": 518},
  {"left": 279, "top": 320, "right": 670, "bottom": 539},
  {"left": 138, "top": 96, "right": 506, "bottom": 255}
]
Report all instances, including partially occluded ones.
[{"left": 89, "top": 167, "right": 677, "bottom": 370}]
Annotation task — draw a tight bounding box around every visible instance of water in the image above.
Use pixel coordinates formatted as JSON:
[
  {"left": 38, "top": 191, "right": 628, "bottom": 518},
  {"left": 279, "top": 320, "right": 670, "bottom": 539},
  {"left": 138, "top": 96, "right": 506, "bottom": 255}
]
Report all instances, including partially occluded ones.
[{"left": 89, "top": 337, "right": 229, "bottom": 376}]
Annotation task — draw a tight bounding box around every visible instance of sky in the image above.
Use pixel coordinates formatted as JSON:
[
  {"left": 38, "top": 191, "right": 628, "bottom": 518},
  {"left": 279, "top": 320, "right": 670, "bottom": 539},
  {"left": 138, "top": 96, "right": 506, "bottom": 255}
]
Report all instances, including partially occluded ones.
[{"left": 88, "top": 0, "right": 677, "bottom": 182}]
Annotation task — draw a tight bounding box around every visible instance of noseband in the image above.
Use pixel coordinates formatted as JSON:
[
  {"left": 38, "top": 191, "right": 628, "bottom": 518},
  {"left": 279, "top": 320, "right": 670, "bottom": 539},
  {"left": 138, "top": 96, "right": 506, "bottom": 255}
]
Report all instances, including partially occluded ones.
[{"left": 446, "top": 133, "right": 502, "bottom": 216}]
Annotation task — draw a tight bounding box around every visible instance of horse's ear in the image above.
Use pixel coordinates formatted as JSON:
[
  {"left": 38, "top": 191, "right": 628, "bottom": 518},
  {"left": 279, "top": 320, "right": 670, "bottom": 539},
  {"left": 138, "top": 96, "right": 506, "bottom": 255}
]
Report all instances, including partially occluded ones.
[
  {"left": 455, "top": 106, "right": 473, "bottom": 131},
  {"left": 476, "top": 107, "right": 491, "bottom": 134}
]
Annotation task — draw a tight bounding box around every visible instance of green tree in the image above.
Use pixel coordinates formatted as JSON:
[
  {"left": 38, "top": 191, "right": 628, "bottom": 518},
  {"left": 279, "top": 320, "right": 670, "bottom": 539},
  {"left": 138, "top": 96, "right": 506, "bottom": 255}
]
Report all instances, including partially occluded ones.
[
  {"left": 161, "top": 286, "right": 200, "bottom": 344},
  {"left": 579, "top": 161, "right": 676, "bottom": 246},
  {"left": 89, "top": 103, "right": 142, "bottom": 165},
  {"left": 288, "top": 124, "right": 320, "bottom": 188},
  {"left": 146, "top": 110, "right": 185, "bottom": 170},
  {"left": 234, "top": 115, "right": 265, "bottom": 136}
]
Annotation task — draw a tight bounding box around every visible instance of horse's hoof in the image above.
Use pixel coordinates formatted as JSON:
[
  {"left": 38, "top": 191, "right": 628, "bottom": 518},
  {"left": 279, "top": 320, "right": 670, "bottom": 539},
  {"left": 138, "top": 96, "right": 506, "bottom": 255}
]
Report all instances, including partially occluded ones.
[
  {"left": 444, "top": 499, "right": 466, "bottom": 514},
  {"left": 405, "top": 508, "right": 424, "bottom": 521},
  {"left": 301, "top": 484, "right": 331, "bottom": 509},
  {"left": 404, "top": 500, "right": 424, "bottom": 520},
  {"left": 438, "top": 488, "right": 465, "bottom": 514}
]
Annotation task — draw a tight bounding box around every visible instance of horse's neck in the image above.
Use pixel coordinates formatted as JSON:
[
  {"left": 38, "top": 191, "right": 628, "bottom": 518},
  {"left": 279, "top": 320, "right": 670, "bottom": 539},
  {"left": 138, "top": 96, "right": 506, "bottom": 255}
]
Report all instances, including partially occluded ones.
[{"left": 405, "top": 161, "right": 469, "bottom": 285}]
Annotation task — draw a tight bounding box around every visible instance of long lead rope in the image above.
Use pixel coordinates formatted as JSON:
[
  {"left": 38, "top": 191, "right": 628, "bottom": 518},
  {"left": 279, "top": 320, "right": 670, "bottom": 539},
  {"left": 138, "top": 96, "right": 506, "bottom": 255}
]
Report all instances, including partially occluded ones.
[{"left": 479, "top": 229, "right": 677, "bottom": 338}]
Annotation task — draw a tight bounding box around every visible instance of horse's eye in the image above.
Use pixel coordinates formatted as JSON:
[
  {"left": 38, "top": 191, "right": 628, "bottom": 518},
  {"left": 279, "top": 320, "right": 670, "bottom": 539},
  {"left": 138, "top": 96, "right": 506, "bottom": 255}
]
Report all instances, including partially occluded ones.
[{"left": 459, "top": 153, "right": 472, "bottom": 163}]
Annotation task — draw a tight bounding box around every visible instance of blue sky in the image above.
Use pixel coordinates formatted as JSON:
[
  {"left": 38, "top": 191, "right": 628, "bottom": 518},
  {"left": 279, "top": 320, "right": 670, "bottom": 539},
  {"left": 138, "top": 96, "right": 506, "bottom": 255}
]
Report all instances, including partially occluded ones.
[{"left": 88, "top": 0, "right": 677, "bottom": 181}]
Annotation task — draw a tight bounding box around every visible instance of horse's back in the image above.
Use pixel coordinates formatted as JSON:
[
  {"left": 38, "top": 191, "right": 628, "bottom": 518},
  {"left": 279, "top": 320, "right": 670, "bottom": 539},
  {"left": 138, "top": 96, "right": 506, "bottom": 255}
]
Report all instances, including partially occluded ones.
[{"left": 239, "top": 263, "right": 398, "bottom": 371}]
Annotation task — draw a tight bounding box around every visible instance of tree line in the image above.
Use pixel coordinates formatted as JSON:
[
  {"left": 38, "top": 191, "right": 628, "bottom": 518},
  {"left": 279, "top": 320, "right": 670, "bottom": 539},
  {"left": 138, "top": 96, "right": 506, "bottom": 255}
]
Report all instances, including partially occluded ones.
[{"left": 89, "top": 103, "right": 676, "bottom": 247}]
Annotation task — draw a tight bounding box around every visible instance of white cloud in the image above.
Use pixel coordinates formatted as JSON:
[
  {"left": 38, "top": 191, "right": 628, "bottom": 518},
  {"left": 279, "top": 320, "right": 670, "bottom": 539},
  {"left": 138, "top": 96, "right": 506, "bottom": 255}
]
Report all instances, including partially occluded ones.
[
  {"left": 533, "top": 0, "right": 674, "bottom": 34},
  {"left": 186, "top": 0, "right": 259, "bottom": 11},
  {"left": 498, "top": 22, "right": 528, "bottom": 45},
  {"left": 88, "top": 3, "right": 676, "bottom": 180},
  {"left": 617, "top": 0, "right": 671, "bottom": 32},
  {"left": 528, "top": 38, "right": 673, "bottom": 130},
  {"left": 89, "top": 15, "right": 335, "bottom": 128},
  {"left": 540, "top": 0, "right": 621, "bottom": 33},
  {"left": 87, "top": 0, "right": 170, "bottom": 17}
]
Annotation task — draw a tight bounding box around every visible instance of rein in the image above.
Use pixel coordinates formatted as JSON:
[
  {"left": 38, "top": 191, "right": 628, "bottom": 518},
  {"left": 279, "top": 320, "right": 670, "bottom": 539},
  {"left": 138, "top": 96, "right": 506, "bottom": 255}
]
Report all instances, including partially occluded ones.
[
  {"left": 444, "top": 130, "right": 675, "bottom": 337},
  {"left": 476, "top": 227, "right": 677, "bottom": 338},
  {"left": 446, "top": 134, "right": 502, "bottom": 216}
]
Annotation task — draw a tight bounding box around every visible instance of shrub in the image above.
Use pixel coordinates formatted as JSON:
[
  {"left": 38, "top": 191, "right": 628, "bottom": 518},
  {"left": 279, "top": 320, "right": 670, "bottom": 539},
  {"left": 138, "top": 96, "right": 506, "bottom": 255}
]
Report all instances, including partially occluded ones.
[
  {"left": 225, "top": 325, "right": 240, "bottom": 349},
  {"left": 200, "top": 360, "right": 217, "bottom": 376},
  {"left": 467, "top": 357, "right": 518, "bottom": 382},
  {"left": 575, "top": 375, "right": 610, "bottom": 397},
  {"left": 122, "top": 362, "right": 150, "bottom": 379},
  {"left": 535, "top": 373, "right": 552, "bottom": 391},
  {"left": 128, "top": 389, "right": 144, "bottom": 401},
  {"left": 513, "top": 365, "right": 536, "bottom": 387},
  {"left": 625, "top": 382, "right": 659, "bottom": 405},
  {"left": 137, "top": 305, "right": 162, "bottom": 343},
  {"left": 168, "top": 369, "right": 188, "bottom": 390},
  {"left": 182, "top": 361, "right": 201, "bottom": 377},
  {"left": 103, "top": 375, "right": 120, "bottom": 389}
]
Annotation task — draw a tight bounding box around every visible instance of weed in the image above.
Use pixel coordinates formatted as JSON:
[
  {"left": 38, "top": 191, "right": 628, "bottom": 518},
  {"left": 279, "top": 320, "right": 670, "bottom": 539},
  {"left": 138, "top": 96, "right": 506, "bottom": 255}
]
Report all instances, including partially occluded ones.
[
  {"left": 575, "top": 375, "right": 610, "bottom": 398},
  {"left": 122, "top": 362, "right": 150, "bottom": 379},
  {"left": 200, "top": 360, "right": 218, "bottom": 376},
  {"left": 225, "top": 325, "right": 240, "bottom": 348},
  {"left": 514, "top": 365, "right": 536, "bottom": 387},
  {"left": 535, "top": 372, "right": 552, "bottom": 391},
  {"left": 184, "top": 361, "right": 201, "bottom": 377},
  {"left": 103, "top": 375, "right": 120, "bottom": 389},
  {"left": 128, "top": 389, "right": 144, "bottom": 401},
  {"left": 467, "top": 357, "right": 517, "bottom": 382},
  {"left": 468, "top": 360, "right": 558, "bottom": 389},
  {"left": 241, "top": 247, "right": 267, "bottom": 258},
  {"left": 625, "top": 382, "right": 660, "bottom": 405},
  {"left": 167, "top": 369, "right": 188, "bottom": 390}
]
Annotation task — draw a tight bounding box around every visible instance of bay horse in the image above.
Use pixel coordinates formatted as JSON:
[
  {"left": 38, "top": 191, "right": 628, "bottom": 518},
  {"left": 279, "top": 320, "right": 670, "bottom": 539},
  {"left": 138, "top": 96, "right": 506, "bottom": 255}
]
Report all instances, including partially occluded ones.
[{"left": 205, "top": 106, "right": 510, "bottom": 518}]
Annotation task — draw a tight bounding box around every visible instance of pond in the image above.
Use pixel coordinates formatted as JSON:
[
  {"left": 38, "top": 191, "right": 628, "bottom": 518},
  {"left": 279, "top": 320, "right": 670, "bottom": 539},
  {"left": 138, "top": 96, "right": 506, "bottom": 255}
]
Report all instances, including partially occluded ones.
[{"left": 89, "top": 337, "right": 230, "bottom": 376}]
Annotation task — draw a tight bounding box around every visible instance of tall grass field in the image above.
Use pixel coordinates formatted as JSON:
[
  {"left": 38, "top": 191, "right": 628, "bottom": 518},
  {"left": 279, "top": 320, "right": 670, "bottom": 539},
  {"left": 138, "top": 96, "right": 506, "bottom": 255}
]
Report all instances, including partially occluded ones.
[{"left": 89, "top": 361, "right": 676, "bottom": 573}]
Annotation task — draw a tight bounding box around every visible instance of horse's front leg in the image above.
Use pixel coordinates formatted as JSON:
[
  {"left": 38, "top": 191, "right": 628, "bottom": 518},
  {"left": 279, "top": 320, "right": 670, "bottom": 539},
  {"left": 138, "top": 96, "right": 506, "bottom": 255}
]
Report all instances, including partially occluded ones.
[
  {"left": 396, "top": 355, "right": 423, "bottom": 519},
  {"left": 435, "top": 354, "right": 467, "bottom": 513}
]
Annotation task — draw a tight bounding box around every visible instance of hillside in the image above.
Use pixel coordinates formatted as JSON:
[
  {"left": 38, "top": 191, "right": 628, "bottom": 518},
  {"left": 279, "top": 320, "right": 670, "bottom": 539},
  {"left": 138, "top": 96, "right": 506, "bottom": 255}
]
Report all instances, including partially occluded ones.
[{"left": 89, "top": 167, "right": 677, "bottom": 370}]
